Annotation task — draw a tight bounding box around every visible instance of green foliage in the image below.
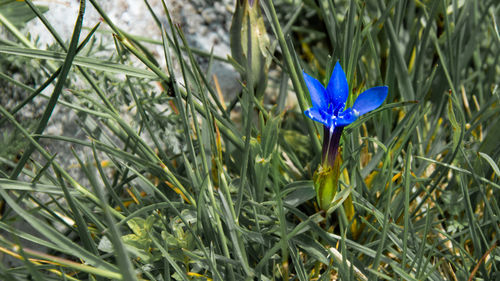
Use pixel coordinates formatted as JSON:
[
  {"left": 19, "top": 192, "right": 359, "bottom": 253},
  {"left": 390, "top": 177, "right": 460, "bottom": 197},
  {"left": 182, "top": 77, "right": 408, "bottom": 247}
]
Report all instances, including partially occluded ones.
[
  {"left": 0, "top": 0, "right": 499, "bottom": 280},
  {"left": 0, "top": 1, "right": 48, "bottom": 28}
]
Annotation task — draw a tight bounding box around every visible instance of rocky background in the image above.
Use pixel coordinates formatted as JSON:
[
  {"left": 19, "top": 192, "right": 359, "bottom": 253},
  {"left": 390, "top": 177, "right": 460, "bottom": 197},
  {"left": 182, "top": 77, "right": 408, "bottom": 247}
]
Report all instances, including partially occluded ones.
[
  {"left": 1, "top": 0, "right": 243, "bottom": 267},
  {"left": 9, "top": 0, "right": 244, "bottom": 172},
  {"left": 26, "top": 0, "right": 241, "bottom": 106}
]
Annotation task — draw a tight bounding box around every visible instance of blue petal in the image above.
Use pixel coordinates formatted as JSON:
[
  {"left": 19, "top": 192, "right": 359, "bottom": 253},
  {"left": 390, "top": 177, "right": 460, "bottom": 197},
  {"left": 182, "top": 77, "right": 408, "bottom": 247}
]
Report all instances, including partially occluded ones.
[
  {"left": 335, "top": 108, "right": 357, "bottom": 126},
  {"left": 303, "top": 71, "right": 328, "bottom": 111},
  {"left": 352, "top": 86, "right": 388, "bottom": 116},
  {"left": 304, "top": 107, "right": 329, "bottom": 127},
  {"left": 326, "top": 62, "right": 348, "bottom": 110}
]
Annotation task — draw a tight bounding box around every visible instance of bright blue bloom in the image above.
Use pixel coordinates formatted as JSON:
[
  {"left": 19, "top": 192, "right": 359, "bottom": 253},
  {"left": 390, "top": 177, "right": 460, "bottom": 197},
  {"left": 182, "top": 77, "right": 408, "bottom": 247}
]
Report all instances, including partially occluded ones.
[{"left": 303, "top": 62, "right": 388, "bottom": 130}]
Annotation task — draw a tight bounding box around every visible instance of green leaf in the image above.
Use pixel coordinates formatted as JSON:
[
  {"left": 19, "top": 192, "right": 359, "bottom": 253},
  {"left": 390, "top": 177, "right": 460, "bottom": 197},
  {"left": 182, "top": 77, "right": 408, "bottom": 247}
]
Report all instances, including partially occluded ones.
[
  {"left": 0, "top": 2, "right": 48, "bottom": 28},
  {"left": 478, "top": 152, "right": 500, "bottom": 177},
  {"left": 0, "top": 46, "right": 157, "bottom": 79}
]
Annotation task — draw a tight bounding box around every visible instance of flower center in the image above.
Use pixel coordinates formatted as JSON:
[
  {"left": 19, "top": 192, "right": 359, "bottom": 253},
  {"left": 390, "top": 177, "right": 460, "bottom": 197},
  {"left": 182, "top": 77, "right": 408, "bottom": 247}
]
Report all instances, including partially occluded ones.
[{"left": 325, "top": 103, "right": 347, "bottom": 127}]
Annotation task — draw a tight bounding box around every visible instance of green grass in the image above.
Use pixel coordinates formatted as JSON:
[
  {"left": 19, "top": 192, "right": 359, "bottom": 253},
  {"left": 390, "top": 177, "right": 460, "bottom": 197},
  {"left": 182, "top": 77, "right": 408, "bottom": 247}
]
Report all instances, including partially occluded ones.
[{"left": 0, "top": 0, "right": 499, "bottom": 280}]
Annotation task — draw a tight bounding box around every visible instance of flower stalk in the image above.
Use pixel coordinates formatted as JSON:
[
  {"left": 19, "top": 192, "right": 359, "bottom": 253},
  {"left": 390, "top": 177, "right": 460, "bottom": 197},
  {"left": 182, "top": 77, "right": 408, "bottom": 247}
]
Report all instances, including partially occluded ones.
[{"left": 322, "top": 125, "right": 343, "bottom": 167}]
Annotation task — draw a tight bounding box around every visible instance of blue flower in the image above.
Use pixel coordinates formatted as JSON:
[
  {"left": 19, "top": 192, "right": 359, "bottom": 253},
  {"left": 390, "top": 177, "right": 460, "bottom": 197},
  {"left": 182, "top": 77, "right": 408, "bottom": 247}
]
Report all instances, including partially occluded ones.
[{"left": 303, "top": 62, "right": 388, "bottom": 130}]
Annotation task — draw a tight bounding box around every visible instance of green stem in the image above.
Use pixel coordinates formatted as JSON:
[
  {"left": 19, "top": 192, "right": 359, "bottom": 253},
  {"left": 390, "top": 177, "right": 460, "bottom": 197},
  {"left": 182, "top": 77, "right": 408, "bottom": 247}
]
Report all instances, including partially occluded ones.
[{"left": 262, "top": 0, "right": 321, "bottom": 155}]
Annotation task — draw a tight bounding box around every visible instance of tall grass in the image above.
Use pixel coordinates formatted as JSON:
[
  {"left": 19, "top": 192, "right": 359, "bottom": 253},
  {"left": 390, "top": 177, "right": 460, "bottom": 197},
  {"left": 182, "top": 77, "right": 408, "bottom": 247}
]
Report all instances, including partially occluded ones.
[{"left": 0, "top": 0, "right": 498, "bottom": 280}]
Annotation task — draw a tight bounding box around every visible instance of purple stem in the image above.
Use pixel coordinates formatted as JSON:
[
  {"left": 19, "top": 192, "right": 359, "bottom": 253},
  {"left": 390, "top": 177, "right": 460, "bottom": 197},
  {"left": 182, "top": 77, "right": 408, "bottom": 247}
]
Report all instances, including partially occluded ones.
[{"left": 322, "top": 125, "right": 344, "bottom": 167}]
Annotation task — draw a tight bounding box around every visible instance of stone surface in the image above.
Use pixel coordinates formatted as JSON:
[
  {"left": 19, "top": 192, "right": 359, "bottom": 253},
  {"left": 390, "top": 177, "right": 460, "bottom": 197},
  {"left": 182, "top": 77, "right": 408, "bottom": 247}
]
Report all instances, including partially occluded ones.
[{"left": 25, "top": 0, "right": 240, "bottom": 97}]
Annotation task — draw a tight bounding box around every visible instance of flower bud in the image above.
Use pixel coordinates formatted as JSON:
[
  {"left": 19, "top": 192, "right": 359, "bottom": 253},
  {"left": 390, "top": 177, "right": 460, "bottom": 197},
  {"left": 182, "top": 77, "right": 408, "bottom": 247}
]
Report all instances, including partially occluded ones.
[
  {"left": 230, "top": 0, "right": 270, "bottom": 99},
  {"left": 313, "top": 146, "right": 342, "bottom": 210}
]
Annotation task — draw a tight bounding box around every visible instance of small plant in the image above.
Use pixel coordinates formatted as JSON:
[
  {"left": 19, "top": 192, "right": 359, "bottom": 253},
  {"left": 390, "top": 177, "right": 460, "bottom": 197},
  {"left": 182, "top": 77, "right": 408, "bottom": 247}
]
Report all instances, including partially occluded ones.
[{"left": 0, "top": 0, "right": 498, "bottom": 280}]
